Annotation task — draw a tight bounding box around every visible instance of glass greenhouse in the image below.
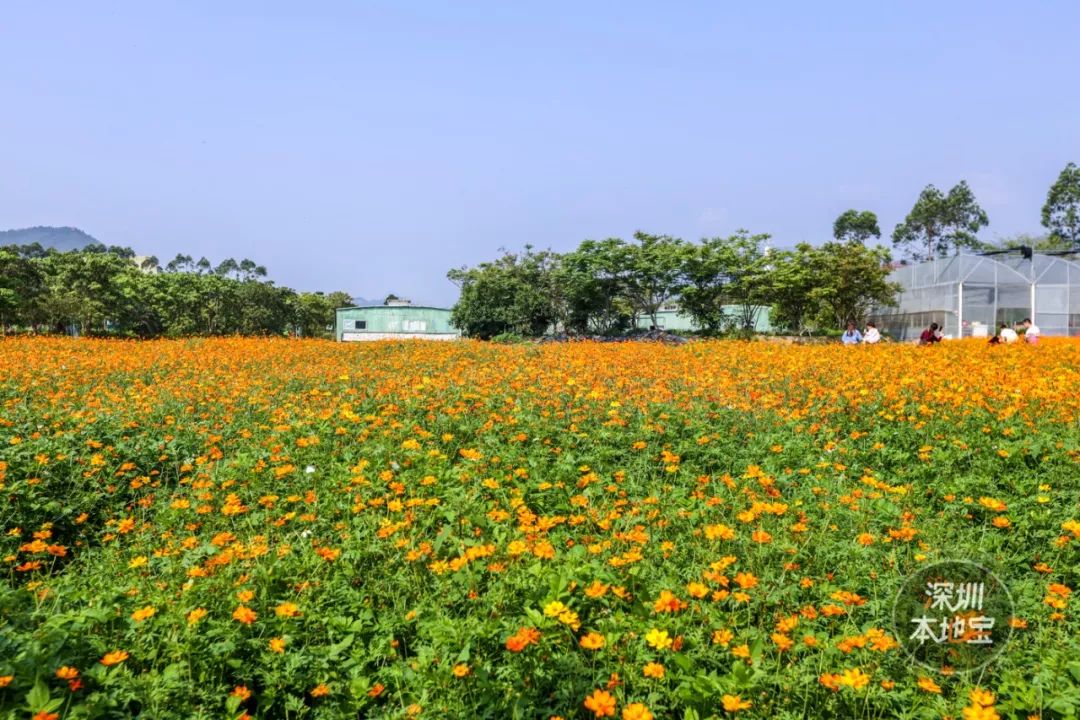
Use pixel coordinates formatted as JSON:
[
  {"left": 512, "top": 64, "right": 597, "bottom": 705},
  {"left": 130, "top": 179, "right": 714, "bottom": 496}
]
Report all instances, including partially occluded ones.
[{"left": 871, "top": 252, "right": 1080, "bottom": 340}]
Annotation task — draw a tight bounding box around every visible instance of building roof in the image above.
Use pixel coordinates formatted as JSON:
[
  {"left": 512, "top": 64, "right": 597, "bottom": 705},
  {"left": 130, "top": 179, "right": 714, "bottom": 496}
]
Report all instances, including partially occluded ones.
[{"left": 336, "top": 305, "right": 452, "bottom": 312}]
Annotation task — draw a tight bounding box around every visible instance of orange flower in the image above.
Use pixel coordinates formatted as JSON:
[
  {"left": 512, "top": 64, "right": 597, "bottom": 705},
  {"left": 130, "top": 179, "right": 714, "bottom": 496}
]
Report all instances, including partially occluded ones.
[
  {"left": 231, "top": 685, "right": 252, "bottom": 700},
  {"left": 642, "top": 662, "right": 665, "bottom": 679},
  {"left": 131, "top": 605, "right": 156, "bottom": 622},
  {"left": 100, "top": 650, "right": 129, "bottom": 666},
  {"left": 187, "top": 607, "right": 208, "bottom": 625},
  {"left": 722, "top": 694, "right": 752, "bottom": 712},
  {"left": 505, "top": 626, "right": 541, "bottom": 652},
  {"left": 232, "top": 605, "right": 257, "bottom": 624},
  {"left": 452, "top": 663, "right": 471, "bottom": 677},
  {"left": 310, "top": 683, "right": 330, "bottom": 697},
  {"left": 917, "top": 677, "right": 942, "bottom": 694},
  {"left": 584, "top": 688, "right": 617, "bottom": 717},
  {"left": 652, "top": 590, "right": 685, "bottom": 613},
  {"left": 269, "top": 637, "right": 286, "bottom": 653},
  {"left": 621, "top": 703, "right": 653, "bottom": 720},
  {"left": 368, "top": 683, "right": 385, "bottom": 698},
  {"left": 0, "top": 676, "right": 13, "bottom": 688},
  {"left": 275, "top": 601, "right": 302, "bottom": 618},
  {"left": 580, "top": 632, "right": 606, "bottom": 650},
  {"left": 55, "top": 666, "right": 79, "bottom": 680}
]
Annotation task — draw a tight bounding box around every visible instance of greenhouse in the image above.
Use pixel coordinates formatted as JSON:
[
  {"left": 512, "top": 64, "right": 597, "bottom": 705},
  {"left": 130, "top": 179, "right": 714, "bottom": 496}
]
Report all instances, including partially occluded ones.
[{"left": 871, "top": 251, "right": 1080, "bottom": 340}]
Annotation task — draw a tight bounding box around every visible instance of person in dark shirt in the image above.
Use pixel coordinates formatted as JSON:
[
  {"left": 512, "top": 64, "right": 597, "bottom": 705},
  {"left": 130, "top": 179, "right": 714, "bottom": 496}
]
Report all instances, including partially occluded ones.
[{"left": 919, "top": 322, "right": 941, "bottom": 345}]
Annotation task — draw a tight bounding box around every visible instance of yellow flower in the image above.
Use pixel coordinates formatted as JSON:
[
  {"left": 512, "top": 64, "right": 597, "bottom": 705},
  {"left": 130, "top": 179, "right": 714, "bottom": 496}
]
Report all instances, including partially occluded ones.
[
  {"left": 187, "top": 607, "right": 208, "bottom": 625},
  {"left": 269, "top": 637, "right": 286, "bottom": 653},
  {"left": 452, "top": 663, "right": 471, "bottom": 677},
  {"left": 543, "top": 600, "right": 568, "bottom": 617},
  {"left": 644, "top": 628, "right": 672, "bottom": 650},
  {"left": 838, "top": 668, "right": 870, "bottom": 690}
]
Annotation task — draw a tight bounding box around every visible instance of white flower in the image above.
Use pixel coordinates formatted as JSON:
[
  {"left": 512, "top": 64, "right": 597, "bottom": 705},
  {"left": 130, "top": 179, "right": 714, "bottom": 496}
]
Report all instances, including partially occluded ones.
[{"left": 305, "top": 465, "right": 316, "bottom": 474}]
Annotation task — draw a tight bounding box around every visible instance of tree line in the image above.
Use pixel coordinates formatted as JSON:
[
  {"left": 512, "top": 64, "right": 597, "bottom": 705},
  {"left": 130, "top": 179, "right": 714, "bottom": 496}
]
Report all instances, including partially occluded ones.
[
  {"left": 448, "top": 163, "right": 1080, "bottom": 339},
  {"left": 447, "top": 227, "right": 898, "bottom": 339},
  {"left": 0, "top": 244, "right": 353, "bottom": 337}
]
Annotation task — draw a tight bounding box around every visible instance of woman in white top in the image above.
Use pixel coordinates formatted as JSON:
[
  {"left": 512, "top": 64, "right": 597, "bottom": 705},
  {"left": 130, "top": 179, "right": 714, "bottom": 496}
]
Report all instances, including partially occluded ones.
[{"left": 863, "top": 322, "right": 881, "bottom": 344}]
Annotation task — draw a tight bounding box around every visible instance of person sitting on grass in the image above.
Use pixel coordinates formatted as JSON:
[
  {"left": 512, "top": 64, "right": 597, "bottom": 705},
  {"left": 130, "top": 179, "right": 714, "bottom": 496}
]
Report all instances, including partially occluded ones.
[
  {"left": 841, "top": 321, "right": 862, "bottom": 345},
  {"left": 863, "top": 322, "right": 881, "bottom": 344},
  {"left": 1021, "top": 318, "right": 1040, "bottom": 344}
]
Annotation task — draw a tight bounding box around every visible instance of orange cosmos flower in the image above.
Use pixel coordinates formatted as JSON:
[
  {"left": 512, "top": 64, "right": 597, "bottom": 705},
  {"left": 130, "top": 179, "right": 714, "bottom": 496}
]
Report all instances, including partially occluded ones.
[
  {"left": 231, "top": 686, "right": 252, "bottom": 700},
  {"left": 232, "top": 605, "right": 257, "bottom": 624},
  {"left": 55, "top": 666, "right": 79, "bottom": 680},
  {"left": 917, "top": 676, "right": 942, "bottom": 694},
  {"left": 580, "top": 632, "right": 605, "bottom": 650},
  {"left": 584, "top": 688, "right": 617, "bottom": 717},
  {"left": 642, "top": 662, "right": 665, "bottom": 679},
  {"left": 721, "top": 694, "right": 752, "bottom": 711},
  {"left": 269, "top": 637, "right": 286, "bottom": 653},
  {"left": 622, "top": 703, "right": 653, "bottom": 720},
  {"left": 131, "top": 605, "right": 156, "bottom": 622},
  {"left": 275, "top": 601, "right": 302, "bottom": 618},
  {"left": 100, "top": 650, "right": 129, "bottom": 666},
  {"left": 310, "top": 684, "right": 330, "bottom": 697}
]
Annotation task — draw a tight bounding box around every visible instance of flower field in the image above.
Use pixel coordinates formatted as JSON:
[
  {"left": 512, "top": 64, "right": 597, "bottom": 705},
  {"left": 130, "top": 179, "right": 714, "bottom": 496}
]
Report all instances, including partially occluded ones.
[{"left": 3, "top": 337, "right": 1080, "bottom": 720}]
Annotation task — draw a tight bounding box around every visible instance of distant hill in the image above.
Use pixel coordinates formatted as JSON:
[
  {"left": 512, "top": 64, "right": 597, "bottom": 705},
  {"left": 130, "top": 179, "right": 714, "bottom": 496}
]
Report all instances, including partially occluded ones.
[{"left": 0, "top": 226, "right": 99, "bottom": 251}]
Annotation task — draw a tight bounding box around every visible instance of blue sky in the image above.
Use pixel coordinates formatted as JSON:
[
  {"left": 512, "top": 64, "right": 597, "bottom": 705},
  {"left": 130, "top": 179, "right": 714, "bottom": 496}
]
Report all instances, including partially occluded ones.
[{"left": 3, "top": 1, "right": 1079, "bottom": 305}]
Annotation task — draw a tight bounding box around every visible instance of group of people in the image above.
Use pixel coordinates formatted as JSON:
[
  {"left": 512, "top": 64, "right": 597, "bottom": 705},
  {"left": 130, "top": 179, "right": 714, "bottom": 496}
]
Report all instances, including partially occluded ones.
[
  {"left": 840, "top": 321, "right": 881, "bottom": 345},
  {"left": 915, "top": 318, "right": 1041, "bottom": 345},
  {"left": 988, "top": 318, "right": 1040, "bottom": 345},
  {"left": 840, "top": 318, "right": 1042, "bottom": 345}
]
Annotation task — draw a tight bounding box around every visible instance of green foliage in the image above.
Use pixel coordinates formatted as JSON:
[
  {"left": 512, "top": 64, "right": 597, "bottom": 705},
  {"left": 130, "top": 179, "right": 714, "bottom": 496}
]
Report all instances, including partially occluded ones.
[
  {"left": 892, "top": 181, "right": 990, "bottom": 260},
  {"left": 447, "top": 247, "right": 563, "bottom": 339},
  {"left": 1041, "top": 162, "right": 1080, "bottom": 248},
  {"left": 832, "top": 210, "right": 881, "bottom": 244},
  {"left": 0, "top": 244, "right": 352, "bottom": 338},
  {"left": 679, "top": 231, "right": 772, "bottom": 334}
]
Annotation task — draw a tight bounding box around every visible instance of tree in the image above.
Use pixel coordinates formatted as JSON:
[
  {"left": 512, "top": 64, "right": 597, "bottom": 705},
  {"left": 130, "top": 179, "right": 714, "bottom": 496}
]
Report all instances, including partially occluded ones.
[
  {"left": 0, "top": 248, "right": 46, "bottom": 332},
  {"left": 559, "top": 239, "right": 634, "bottom": 334},
  {"left": 621, "top": 232, "right": 688, "bottom": 329},
  {"left": 1042, "top": 162, "right": 1080, "bottom": 248},
  {"left": 892, "top": 181, "right": 989, "bottom": 260},
  {"left": 808, "top": 242, "right": 900, "bottom": 328},
  {"left": 679, "top": 234, "right": 771, "bottom": 334},
  {"left": 766, "top": 243, "right": 820, "bottom": 334},
  {"left": 833, "top": 210, "right": 881, "bottom": 244},
  {"left": 448, "top": 247, "right": 562, "bottom": 338}
]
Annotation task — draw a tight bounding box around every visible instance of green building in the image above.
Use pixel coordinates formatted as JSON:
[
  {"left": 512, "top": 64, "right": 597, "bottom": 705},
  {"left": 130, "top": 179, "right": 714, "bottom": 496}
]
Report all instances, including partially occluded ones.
[{"left": 335, "top": 303, "right": 460, "bottom": 341}]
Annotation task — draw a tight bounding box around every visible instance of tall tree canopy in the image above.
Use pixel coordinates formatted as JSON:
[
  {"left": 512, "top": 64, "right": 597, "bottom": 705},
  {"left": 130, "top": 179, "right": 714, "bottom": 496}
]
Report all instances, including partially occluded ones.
[
  {"left": 832, "top": 210, "right": 881, "bottom": 244},
  {"left": 892, "top": 181, "right": 989, "bottom": 260},
  {"left": 1042, "top": 162, "right": 1080, "bottom": 249}
]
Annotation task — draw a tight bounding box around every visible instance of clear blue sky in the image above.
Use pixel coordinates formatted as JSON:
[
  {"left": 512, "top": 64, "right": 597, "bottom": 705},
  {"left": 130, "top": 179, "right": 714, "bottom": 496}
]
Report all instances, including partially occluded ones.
[{"left": 3, "top": 1, "right": 1079, "bottom": 306}]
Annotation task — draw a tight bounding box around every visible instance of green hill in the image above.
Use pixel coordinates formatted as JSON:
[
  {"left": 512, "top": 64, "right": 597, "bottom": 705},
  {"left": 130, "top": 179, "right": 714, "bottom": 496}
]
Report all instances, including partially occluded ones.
[{"left": 0, "top": 226, "right": 99, "bottom": 251}]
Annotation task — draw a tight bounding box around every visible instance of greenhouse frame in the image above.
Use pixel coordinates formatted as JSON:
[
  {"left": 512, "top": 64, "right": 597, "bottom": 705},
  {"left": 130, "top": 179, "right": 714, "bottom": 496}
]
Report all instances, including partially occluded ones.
[{"left": 871, "top": 251, "right": 1080, "bottom": 341}]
